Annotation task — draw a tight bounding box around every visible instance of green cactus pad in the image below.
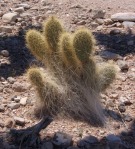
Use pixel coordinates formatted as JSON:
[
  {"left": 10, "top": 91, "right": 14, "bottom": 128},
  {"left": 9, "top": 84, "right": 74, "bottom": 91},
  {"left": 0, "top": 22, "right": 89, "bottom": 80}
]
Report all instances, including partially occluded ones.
[
  {"left": 43, "top": 16, "right": 63, "bottom": 51},
  {"left": 73, "top": 28, "right": 95, "bottom": 63}
]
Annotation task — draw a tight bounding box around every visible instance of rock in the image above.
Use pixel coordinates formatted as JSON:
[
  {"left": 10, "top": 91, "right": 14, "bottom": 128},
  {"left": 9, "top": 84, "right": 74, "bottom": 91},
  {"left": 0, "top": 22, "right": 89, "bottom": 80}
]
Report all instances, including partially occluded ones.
[
  {"left": 118, "top": 103, "right": 126, "bottom": 113},
  {"left": 77, "top": 20, "right": 86, "bottom": 25},
  {"left": 7, "top": 77, "right": 15, "bottom": 84},
  {"left": 96, "top": 18, "right": 104, "bottom": 25},
  {"left": 12, "top": 96, "right": 21, "bottom": 102},
  {"left": 119, "top": 96, "right": 133, "bottom": 106},
  {"left": 5, "top": 118, "right": 15, "bottom": 128},
  {"left": 14, "top": 7, "right": 24, "bottom": 13},
  {"left": 91, "top": 22, "right": 99, "bottom": 28},
  {"left": 106, "top": 134, "right": 121, "bottom": 149},
  {"left": 67, "top": 147, "right": 80, "bottom": 149},
  {"left": 14, "top": 116, "right": 25, "bottom": 126},
  {"left": 53, "top": 132, "right": 72, "bottom": 148},
  {"left": 0, "top": 120, "right": 4, "bottom": 127},
  {"left": 92, "top": 10, "right": 106, "bottom": 19},
  {"left": 117, "top": 60, "right": 129, "bottom": 72},
  {"left": 41, "top": 141, "right": 53, "bottom": 149},
  {"left": 7, "top": 103, "right": 20, "bottom": 110},
  {"left": 99, "top": 51, "right": 120, "bottom": 60},
  {"left": 0, "top": 50, "right": 9, "bottom": 57},
  {"left": 41, "top": 0, "right": 51, "bottom": 6},
  {"left": 111, "top": 13, "right": 135, "bottom": 21},
  {"left": 12, "top": 82, "right": 28, "bottom": 92},
  {"left": 127, "top": 40, "right": 134, "bottom": 46},
  {"left": 122, "top": 21, "right": 135, "bottom": 28},
  {"left": 96, "top": 25, "right": 103, "bottom": 31},
  {"left": 104, "top": 18, "right": 113, "bottom": 25},
  {"left": 123, "top": 114, "right": 132, "bottom": 122},
  {"left": 2, "top": 12, "right": 18, "bottom": 23},
  {"left": 110, "top": 29, "right": 121, "bottom": 35},
  {"left": 17, "top": 4, "right": 30, "bottom": 9},
  {"left": 0, "top": 11, "right": 3, "bottom": 17},
  {"left": 0, "top": 26, "right": 13, "bottom": 33},
  {"left": 0, "top": 105, "right": 5, "bottom": 112},
  {"left": 77, "top": 136, "right": 98, "bottom": 148},
  {"left": 128, "top": 73, "right": 135, "bottom": 81},
  {"left": 20, "top": 97, "right": 27, "bottom": 105}
]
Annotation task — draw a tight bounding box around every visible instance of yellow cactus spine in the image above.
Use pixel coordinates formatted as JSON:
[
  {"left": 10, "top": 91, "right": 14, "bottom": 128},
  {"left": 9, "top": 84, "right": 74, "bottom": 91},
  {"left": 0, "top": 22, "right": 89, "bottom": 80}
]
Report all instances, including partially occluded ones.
[{"left": 43, "top": 16, "right": 63, "bottom": 52}]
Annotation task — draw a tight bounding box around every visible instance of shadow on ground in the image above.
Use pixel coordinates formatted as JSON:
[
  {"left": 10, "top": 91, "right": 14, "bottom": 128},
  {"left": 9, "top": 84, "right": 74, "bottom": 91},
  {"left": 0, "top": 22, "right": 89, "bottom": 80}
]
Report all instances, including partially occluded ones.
[{"left": 0, "top": 26, "right": 135, "bottom": 78}]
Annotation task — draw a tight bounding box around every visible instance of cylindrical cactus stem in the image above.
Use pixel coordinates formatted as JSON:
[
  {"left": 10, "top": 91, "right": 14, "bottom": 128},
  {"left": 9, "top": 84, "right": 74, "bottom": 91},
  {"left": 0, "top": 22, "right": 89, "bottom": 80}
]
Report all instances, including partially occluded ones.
[
  {"left": 97, "top": 63, "right": 116, "bottom": 92},
  {"left": 59, "top": 32, "right": 82, "bottom": 70},
  {"left": 26, "top": 30, "right": 51, "bottom": 62},
  {"left": 72, "top": 28, "right": 95, "bottom": 64},
  {"left": 27, "top": 67, "right": 44, "bottom": 88},
  {"left": 43, "top": 16, "right": 64, "bottom": 52},
  {"left": 27, "top": 67, "right": 65, "bottom": 114}
]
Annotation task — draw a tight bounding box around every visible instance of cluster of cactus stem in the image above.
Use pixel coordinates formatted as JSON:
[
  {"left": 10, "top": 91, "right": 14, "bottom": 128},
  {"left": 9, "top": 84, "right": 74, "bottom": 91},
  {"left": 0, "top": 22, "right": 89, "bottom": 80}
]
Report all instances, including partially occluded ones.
[{"left": 26, "top": 16, "right": 116, "bottom": 126}]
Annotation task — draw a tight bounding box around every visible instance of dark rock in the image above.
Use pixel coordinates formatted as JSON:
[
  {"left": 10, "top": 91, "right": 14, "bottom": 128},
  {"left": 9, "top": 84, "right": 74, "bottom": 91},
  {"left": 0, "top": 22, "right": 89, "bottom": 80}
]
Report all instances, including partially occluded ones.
[
  {"left": 41, "top": 141, "right": 53, "bottom": 149},
  {"left": 106, "top": 134, "right": 121, "bottom": 149},
  {"left": 77, "top": 135, "right": 99, "bottom": 149},
  {"left": 0, "top": 50, "right": 9, "bottom": 57},
  {"left": 118, "top": 103, "right": 126, "bottom": 113},
  {"left": 53, "top": 132, "right": 72, "bottom": 148}
]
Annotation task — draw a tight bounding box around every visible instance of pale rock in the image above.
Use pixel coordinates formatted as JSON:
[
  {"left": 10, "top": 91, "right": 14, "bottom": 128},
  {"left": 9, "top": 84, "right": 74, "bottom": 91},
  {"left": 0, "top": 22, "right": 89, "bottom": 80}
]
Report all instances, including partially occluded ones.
[
  {"left": 77, "top": 20, "right": 86, "bottom": 25},
  {"left": 92, "top": 10, "right": 106, "bottom": 19},
  {"left": 12, "top": 82, "right": 28, "bottom": 92},
  {"left": 14, "top": 7, "right": 24, "bottom": 13},
  {"left": 122, "top": 21, "right": 135, "bottom": 28},
  {"left": 91, "top": 22, "right": 99, "bottom": 28},
  {"left": 96, "top": 18, "right": 104, "bottom": 25},
  {"left": 14, "top": 116, "right": 25, "bottom": 126},
  {"left": 117, "top": 60, "right": 129, "bottom": 71},
  {"left": 7, "top": 77, "right": 15, "bottom": 84},
  {"left": 7, "top": 103, "right": 20, "bottom": 110},
  {"left": 0, "top": 11, "right": 3, "bottom": 17},
  {"left": 17, "top": 4, "right": 30, "bottom": 9},
  {"left": 2, "top": 12, "right": 18, "bottom": 23},
  {"left": 96, "top": 25, "right": 103, "bottom": 31},
  {"left": 5, "top": 118, "right": 15, "bottom": 128},
  {"left": 0, "top": 105, "right": 5, "bottom": 112},
  {"left": 20, "top": 97, "right": 27, "bottom": 105},
  {"left": 104, "top": 18, "right": 113, "bottom": 25},
  {"left": 111, "top": 13, "right": 135, "bottom": 21},
  {"left": 0, "top": 26, "right": 13, "bottom": 33}
]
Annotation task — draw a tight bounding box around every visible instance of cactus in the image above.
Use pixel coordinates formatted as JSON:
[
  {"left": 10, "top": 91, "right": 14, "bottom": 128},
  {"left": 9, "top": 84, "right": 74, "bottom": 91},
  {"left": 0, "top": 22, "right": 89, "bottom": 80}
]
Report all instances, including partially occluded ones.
[
  {"left": 43, "top": 16, "right": 64, "bottom": 52},
  {"left": 59, "top": 32, "right": 82, "bottom": 69},
  {"left": 98, "top": 63, "right": 116, "bottom": 92},
  {"left": 72, "top": 28, "right": 95, "bottom": 63},
  {"left": 26, "top": 30, "right": 51, "bottom": 63},
  {"left": 26, "top": 16, "right": 117, "bottom": 126}
]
